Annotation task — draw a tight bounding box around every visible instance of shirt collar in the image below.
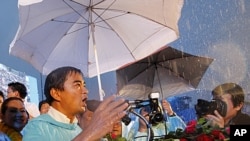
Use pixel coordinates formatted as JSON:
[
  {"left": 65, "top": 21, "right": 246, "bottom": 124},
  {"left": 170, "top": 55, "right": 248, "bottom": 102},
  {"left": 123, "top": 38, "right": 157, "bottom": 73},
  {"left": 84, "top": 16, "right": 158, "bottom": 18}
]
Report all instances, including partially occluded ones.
[{"left": 48, "top": 106, "right": 78, "bottom": 124}]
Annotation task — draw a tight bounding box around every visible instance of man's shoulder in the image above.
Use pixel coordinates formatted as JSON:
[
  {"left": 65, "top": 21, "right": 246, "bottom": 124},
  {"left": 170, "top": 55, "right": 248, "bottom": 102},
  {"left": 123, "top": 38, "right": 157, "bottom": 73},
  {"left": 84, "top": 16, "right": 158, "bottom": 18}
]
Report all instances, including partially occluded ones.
[{"left": 234, "top": 112, "right": 250, "bottom": 124}]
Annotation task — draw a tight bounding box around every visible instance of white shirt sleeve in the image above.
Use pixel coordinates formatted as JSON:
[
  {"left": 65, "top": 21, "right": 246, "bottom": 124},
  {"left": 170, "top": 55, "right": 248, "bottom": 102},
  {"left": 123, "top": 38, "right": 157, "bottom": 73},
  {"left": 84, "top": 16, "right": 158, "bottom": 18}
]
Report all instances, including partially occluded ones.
[{"left": 24, "top": 102, "right": 40, "bottom": 117}]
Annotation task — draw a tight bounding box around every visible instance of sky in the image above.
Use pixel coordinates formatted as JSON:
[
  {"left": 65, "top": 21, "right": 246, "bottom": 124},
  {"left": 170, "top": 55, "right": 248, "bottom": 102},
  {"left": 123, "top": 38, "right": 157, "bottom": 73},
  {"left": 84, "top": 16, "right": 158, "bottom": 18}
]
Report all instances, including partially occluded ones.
[{"left": 1, "top": 0, "right": 250, "bottom": 104}]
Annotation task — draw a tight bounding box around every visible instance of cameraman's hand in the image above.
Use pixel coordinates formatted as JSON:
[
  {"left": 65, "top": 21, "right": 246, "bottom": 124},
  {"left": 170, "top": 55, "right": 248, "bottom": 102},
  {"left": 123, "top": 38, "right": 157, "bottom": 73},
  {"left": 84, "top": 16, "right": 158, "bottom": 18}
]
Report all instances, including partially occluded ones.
[
  {"left": 162, "top": 100, "right": 174, "bottom": 116},
  {"left": 205, "top": 110, "right": 225, "bottom": 128}
]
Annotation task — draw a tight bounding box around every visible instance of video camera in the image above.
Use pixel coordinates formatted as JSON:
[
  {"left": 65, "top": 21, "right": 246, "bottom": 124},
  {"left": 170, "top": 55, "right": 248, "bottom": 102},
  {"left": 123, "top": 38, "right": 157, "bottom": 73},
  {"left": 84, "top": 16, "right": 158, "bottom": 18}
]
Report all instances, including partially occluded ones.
[
  {"left": 124, "top": 92, "right": 164, "bottom": 126},
  {"left": 195, "top": 99, "right": 227, "bottom": 117}
]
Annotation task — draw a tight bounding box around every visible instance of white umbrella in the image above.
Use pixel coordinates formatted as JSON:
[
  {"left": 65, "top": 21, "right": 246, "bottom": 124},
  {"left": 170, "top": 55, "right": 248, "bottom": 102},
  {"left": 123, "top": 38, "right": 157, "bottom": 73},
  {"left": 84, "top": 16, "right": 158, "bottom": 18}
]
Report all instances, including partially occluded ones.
[{"left": 10, "top": 0, "right": 184, "bottom": 100}]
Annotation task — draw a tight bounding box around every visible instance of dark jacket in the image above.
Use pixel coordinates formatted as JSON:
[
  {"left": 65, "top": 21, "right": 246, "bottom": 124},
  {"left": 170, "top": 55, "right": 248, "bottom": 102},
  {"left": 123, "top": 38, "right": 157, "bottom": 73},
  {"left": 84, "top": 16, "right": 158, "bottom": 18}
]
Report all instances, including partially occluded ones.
[{"left": 230, "top": 111, "right": 250, "bottom": 125}]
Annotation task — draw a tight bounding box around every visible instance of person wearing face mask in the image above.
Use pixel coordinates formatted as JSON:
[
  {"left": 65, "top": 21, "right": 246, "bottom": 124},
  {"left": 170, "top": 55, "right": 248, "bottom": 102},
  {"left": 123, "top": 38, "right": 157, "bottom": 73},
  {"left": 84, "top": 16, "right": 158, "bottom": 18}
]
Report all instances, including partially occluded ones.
[
  {"left": 205, "top": 82, "right": 250, "bottom": 128},
  {"left": 0, "top": 97, "right": 29, "bottom": 141}
]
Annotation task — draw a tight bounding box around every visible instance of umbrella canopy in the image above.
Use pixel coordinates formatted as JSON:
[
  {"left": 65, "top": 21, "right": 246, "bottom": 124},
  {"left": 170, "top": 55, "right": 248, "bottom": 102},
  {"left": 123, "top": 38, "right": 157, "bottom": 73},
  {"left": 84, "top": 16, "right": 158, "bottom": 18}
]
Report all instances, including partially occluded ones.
[
  {"left": 9, "top": 0, "right": 184, "bottom": 100},
  {"left": 10, "top": 0, "right": 183, "bottom": 77},
  {"left": 116, "top": 46, "right": 214, "bottom": 100}
]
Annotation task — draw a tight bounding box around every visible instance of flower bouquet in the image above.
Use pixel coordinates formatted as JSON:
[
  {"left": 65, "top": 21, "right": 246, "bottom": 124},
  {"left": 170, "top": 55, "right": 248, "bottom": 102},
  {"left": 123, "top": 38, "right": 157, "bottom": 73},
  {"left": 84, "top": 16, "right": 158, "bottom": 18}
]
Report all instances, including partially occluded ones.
[{"left": 155, "top": 118, "right": 230, "bottom": 141}]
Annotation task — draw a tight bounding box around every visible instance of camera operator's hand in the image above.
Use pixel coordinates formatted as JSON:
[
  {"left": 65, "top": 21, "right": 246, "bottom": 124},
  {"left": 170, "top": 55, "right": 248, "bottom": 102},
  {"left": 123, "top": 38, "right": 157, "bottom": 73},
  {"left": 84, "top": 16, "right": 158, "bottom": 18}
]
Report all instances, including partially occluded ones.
[
  {"left": 162, "top": 100, "right": 174, "bottom": 116},
  {"left": 205, "top": 110, "right": 225, "bottom": 128}
]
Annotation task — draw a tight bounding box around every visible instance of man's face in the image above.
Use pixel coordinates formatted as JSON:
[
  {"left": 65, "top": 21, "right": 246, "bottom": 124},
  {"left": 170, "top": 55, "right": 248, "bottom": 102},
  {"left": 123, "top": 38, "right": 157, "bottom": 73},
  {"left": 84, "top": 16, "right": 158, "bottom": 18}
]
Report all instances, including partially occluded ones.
[
  {"left": 7, "top": 87, "right": 17, "bottom": 98},
  {"left": 2, "top": 100, "right": 29, "bottom": 132},
  {"left": 56, "top": 72, "right": 88, "bottom": 119}
]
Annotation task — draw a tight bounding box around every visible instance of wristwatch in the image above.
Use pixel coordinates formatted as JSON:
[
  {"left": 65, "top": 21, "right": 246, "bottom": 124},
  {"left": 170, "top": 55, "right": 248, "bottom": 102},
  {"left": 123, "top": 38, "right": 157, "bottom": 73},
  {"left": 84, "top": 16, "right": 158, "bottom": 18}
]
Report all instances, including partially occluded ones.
[{"left": 169, "top": 112, "right": 176, "bottom": 117}]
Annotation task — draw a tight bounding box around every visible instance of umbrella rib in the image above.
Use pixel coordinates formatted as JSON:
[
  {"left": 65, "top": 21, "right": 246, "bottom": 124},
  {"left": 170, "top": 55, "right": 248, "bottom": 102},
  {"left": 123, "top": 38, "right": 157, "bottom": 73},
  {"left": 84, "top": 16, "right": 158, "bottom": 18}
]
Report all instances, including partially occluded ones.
[
  {"left": 156, "top": 63, "right": 186, "bottom": 80},
  {"left": 58, "top": 0, "right": 174, "bottom": 58},
  {"left": 63, "top": 0, "right": 90, "bottom": 24}
]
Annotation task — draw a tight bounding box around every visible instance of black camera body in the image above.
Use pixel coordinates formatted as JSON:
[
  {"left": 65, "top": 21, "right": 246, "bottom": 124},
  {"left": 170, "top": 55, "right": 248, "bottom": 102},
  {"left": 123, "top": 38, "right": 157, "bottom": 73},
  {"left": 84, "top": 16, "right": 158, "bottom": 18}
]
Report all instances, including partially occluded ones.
[
  {"left": 195, "top": 99, "right": 227, "bottom": 117},
  {"left": 148, "top": 93, "right": 164, "bottom": 125},
  {"left": 125, "top": 92, "right": 164, "bottom": 126},
  {"left": 121, "top": 114, "right": 131, "bottom": 125}
]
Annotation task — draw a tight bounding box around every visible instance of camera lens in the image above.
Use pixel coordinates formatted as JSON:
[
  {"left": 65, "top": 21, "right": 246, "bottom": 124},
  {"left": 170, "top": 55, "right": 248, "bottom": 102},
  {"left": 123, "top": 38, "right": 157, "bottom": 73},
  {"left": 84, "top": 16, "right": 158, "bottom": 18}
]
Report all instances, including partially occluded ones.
[
  {"left": 195, "top": 99, "right": 227, "bottom": 117},
  {"left": 150, "top": 112, "right": 164, "bottom": 125},
  {"left": 122, "top": 114, "right": 131, "bottom": 125}
]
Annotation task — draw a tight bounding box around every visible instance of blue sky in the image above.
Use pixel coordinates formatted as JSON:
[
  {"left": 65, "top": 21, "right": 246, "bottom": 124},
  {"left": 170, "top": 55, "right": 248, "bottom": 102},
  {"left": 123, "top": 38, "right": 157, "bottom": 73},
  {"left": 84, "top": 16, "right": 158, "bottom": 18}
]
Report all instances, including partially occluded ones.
[{"left": 1, "top": 0, "right": 250, "bottom": 102}]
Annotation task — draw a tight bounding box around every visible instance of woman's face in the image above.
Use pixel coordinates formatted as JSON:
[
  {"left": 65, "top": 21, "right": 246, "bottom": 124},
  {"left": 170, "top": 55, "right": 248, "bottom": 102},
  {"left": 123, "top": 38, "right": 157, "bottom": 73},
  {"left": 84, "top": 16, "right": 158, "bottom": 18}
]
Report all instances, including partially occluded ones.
[{"left": 2, "top": 99, "right": 28, "bottom": 132}]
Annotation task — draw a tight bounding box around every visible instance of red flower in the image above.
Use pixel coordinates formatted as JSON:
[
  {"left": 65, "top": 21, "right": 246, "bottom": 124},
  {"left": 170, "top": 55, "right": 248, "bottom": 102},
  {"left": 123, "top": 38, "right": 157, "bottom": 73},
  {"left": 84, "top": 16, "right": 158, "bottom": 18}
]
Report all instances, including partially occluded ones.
[
  {"left": 180, "top": 138, "right": 188, "bottom": 141},
  {"left": 187, "top": 120, "right": 197, "bottom": 126},
  {"left": 110, "top": 133, "right": 117, "bottom": 139},
  {"left": 225, "top": 126, "right": 230, "bottom": 135},
  {"left": 211, "top": 130, "right": 225, "bottom": 140},
  {"left": 196, "top": 133, "right": 214, "bottom": 141},
  {"left": 185, "top": 120, "right": 197, "bottom": 134},
  {"left": 211, "top": 130, "right": 221, "bottom": 137}
]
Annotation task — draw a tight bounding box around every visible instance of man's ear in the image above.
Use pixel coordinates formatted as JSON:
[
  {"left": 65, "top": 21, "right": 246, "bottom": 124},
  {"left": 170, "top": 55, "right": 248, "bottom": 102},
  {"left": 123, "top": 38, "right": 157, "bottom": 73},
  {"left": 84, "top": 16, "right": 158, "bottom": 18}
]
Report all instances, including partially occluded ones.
[
  {"left": 236, "top": 102, "right": 244, "bottom": 111},
  {"left": 14, "top": 91, "right": 20, "bottom": 97},
  {"left": 50, "top": 88, "right": 61, "bottom": 102}
]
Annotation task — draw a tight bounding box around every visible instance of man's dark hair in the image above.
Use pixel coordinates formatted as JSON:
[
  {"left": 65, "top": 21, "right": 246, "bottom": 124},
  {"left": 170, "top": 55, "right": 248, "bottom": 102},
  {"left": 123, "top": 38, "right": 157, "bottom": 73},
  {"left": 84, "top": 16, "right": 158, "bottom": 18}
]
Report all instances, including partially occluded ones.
[
  {"left": 8, "top": 82, "right": 27, "bottom": 99},
  {"left": 212, "top": 82, "right": 245, "bottom": 108},
  {"left": 44, "top": 66, "right": 83, "bottom": 104}
]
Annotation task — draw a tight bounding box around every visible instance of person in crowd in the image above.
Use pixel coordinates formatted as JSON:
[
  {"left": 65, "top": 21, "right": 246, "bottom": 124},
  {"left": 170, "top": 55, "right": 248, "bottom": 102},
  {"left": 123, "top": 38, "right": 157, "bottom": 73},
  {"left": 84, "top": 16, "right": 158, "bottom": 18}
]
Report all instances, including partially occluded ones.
[
  {"left": 22, "top": 66, "right": 128, "bottom": 141},
  {"left": 0, "top": 90, "right": 5, "bottom": 112},
  {"left": 0, "top": 97, "right": 29, "bottom": 141},
  {"left": 205, "top": 82, "right": 250, "bottom": 128},
  {"left": 0, "top": 90, "right": 5, "bottom": 110},
  {"left": 7, "top": 82, "right": 40, "bottom": 119},
  {"left": 127, "top": 99, "right": 186, "bottom": 141},
  {"left": 0, "top": 90, "right": 5, "bottom": 122},
  {"left": 38, "top": 99, "right": 50, "bottom": 114}
]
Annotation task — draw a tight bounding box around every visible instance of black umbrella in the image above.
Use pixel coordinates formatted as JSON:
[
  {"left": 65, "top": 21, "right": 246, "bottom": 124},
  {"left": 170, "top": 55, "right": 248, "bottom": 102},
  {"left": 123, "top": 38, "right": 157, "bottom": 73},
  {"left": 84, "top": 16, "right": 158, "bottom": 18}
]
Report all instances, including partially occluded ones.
[{"left": 116, "top": 46, "right": 214, "bottom": 100}]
